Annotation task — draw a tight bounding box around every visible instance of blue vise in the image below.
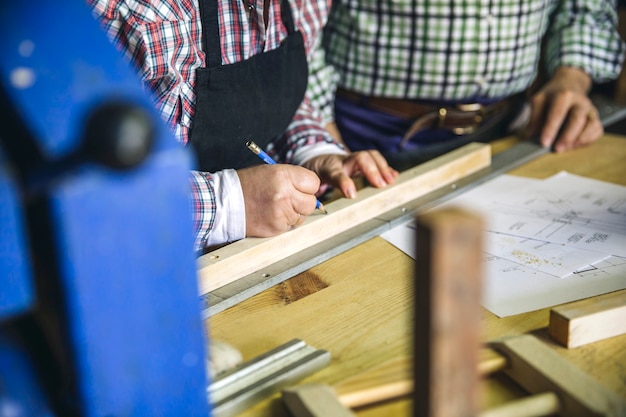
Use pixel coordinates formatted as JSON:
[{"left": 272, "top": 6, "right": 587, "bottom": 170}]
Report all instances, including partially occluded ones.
[{"left": 0, "top": 2, "right": 211, "bottom": 416}]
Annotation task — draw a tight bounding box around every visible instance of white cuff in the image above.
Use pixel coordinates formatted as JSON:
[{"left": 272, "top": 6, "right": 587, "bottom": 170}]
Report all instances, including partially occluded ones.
[{"left": 206, "top": 169, "right": 246, "bottom": 246}]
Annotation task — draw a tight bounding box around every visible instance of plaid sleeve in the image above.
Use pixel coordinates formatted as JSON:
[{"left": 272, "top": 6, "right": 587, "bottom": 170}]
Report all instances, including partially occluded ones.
[
  {"left": 268, "top": 94, "right": 345, "bottom": 164},
  {"left": 545, "top": 0, "right": 625, "bottom": 82},
  {"left": 189, "top": 171, "right": 217, "bottom": 251},
  {"left": 307, "top": 34, "right": 340, "bottom": 125},
  {"left": 87, "top": 0, "right": 203, "bottom": 146}
]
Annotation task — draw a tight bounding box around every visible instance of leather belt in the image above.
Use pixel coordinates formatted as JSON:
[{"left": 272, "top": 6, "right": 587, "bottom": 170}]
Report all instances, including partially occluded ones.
[{"left": 336, "top": 88, "right": 513, "bottom": 148}]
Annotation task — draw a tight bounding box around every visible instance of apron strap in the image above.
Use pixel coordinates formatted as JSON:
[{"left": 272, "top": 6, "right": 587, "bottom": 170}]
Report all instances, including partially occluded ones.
[
  {"left": 198, "top": 0, "right": 221, "bottom": 68},
  {"left": 198, "top": 0, "right": 297, "bottom": 68},
  {"left": 281, "top": 0, "right": 297, "bottom": 35}
]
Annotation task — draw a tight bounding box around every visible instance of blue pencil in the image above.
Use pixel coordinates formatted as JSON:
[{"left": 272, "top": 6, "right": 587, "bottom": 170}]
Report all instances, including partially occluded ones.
[{"left": 246, "top": 140, "right": 327, "bottom": 214}]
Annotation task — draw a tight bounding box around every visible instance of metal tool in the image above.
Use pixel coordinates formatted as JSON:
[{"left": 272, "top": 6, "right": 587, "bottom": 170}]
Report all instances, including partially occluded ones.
[
  {"left": 209, "top": 339, "right": 330, "bottom": 417},
  {"left": 1, "top": 2, "right": 210, "bottom": 416}
]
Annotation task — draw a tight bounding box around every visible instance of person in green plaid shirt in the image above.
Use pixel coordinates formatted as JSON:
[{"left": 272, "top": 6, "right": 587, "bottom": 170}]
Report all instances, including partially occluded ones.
[{"left": 309, "top": 0, "right": 626, "bottom": 170}]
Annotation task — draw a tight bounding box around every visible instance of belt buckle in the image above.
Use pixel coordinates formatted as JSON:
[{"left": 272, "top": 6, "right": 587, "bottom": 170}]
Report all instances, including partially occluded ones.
[{"left": 438, "top": 103, "right": 485, "bottom": 135}]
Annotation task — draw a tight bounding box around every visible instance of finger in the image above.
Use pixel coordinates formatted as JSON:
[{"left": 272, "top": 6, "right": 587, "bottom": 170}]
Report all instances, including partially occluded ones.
[
  {"left": 343, "top": 151, "right": 398, "bottom": 188},
  {"left": 288, "top": 165, "right": 322, "bottom": 196},
  {"left": 290, "top": 212, "right": 305, "bottom": 228},
  {"left": 555, "top": 110, "right": 603, "bottom": 152},
  {"left": 539, "top": 93, "right": 575, "bottom": 149},
  {"left": 527, "top": 94, "right": 547, "bottom": 141},
  {"left": 552, "top": 105, "right": 590, "bottom": 152},
  {"left": 361, "top": 150, "right": 399, "bottom": 186},
  {"left": 286, "top": 186, "right": 318, "bottom": 217},
  {"left": 332, "top": 172, "right": 359, "bottom": 199}
]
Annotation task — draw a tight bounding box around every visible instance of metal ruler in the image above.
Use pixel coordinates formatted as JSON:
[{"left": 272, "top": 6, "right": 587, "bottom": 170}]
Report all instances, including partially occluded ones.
[{"left": 202, "top": 96, "right": 626, "bottom": 318}]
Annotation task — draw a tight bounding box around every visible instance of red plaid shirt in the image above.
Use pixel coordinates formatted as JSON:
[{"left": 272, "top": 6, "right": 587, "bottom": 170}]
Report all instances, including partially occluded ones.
[{"left": 88, "top": 0, "right": 340, "bottom": 250}]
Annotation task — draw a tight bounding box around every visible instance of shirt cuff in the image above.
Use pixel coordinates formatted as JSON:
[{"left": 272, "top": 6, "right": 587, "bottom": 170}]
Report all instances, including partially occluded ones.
[{"left": 207, "top": 169, "right": 246, "bottom": 246}]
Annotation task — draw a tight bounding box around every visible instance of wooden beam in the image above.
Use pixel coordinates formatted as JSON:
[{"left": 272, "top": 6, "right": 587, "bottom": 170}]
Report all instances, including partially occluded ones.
[
  {"left": 413, "top": 207, "right": 484, "bottom": 417},
  {"left": 549, "top": 290, "right": 626, "bottom": 348},
  {"left": 490, "top": 334, "right": 626, "bottom": 417},
  {"left": 196, "top": 143, "right": 491, "bottom": 294}
]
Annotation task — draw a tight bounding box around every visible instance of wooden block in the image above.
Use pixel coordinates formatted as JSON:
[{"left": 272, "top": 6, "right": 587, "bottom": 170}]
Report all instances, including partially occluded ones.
[
  {"left": 413, "top": 207, "right": 484, "bottom": 417},
  {"left": 549, "top": 291, "right": 626, "bottom": 348},
  {"left": 490, "top": 334, "right": 626, "bottom": 417},
  {"left": 196, "top": 143, "right": 491, "bottom": 294},
  {"left": 282, "top": 383, "right": 356, "bottom": 417}
]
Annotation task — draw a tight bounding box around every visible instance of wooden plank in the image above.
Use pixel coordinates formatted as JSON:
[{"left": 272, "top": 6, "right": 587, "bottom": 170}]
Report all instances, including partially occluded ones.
[
  {"left": 549, "top": 291, "right": 626, "bottom": 348},
  {"left": 490, "top": 334, "right": 626, "bottom": 417},
  {"left": 196, "top": 142, "right": 491, "bottom": 294},
  {"left": 413, "top": 207, "right": 484, "bottom": 417}
]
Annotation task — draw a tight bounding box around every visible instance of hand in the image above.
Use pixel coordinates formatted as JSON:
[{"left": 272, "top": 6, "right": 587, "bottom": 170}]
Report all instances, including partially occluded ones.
[
  {"left": 237, "top": 164, "right": 320, "bottom": 237},
  {"left": 527, "top": 66, "right": 603, "bottom": 153},
  {"left": 302, "top": 150, "right": 398, "bottom": 199}
]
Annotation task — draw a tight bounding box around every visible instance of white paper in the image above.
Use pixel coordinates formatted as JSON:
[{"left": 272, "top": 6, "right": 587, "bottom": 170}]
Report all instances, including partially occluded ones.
[{"left": 381, "top": 173, "right": 626, "bottom": 317}]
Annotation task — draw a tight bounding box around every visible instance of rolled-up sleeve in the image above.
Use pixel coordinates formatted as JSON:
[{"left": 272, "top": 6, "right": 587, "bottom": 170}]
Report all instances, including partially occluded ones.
[{"left": 545, "top": 0, "right": 625, "bottom": 82}]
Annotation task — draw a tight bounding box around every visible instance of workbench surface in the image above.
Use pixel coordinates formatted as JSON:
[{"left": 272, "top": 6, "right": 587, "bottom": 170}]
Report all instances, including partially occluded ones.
[{"left": 208, "top": 134, "right": 626, "bottom": 416}]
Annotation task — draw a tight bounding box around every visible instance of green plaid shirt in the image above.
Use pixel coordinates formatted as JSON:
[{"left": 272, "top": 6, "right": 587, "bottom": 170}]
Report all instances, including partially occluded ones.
[{"left": 309, "top": 0, "right": 625, "bottom": 123}]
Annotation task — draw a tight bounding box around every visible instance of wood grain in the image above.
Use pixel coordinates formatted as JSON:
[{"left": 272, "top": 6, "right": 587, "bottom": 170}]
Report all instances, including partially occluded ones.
[
  {"left": 208, "top": 135, "right": 626, "bottom": 417},
  {"left": 197, "top": 143, "right": 491, "bottom": 294},
  {"left": 413, "top": 208, "right": 484, "bottom": 417}
]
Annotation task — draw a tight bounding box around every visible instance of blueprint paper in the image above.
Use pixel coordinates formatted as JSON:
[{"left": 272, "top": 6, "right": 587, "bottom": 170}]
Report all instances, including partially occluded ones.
[
  {"left": 381, "top": 173, "right": 626, "bottom": 317},
  {"left": 484, "top": 172, "right": 626, "bottom": 257}
]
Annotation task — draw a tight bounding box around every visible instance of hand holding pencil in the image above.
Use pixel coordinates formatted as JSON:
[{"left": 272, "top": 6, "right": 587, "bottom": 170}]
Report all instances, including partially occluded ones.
[
  {"left": 236, "top": 144, "right": 325, "bottom": 238},
  {"left": 246, "top": 141, "right": 327, "bottom": 214}
]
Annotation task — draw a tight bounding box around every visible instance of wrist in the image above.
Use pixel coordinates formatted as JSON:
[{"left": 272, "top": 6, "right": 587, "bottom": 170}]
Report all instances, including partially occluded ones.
[{"left": 551, "top": 66, "right": 592, "bottom": 94}]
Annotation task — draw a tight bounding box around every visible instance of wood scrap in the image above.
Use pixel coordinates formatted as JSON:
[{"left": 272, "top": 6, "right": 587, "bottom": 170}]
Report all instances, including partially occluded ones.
[{"left": 549, "top": 290, "right": 626, "bottom": 348}]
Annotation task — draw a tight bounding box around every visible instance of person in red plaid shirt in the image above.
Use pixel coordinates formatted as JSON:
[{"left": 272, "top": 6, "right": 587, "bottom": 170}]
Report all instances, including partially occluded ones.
[{"left": 88, "top": 0, "right": 398, "bottom": 252}]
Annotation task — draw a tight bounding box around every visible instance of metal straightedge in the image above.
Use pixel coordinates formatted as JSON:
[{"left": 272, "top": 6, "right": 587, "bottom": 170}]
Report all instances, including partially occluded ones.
[
  {"left": 208, "top": 339, "right": 330, "bottom": 417},
  {"left": 202, "top": 96, "right": 626, "bottom": 318},
  {"left": 202, "top": 141, "right": 547, "bottom": 318}
]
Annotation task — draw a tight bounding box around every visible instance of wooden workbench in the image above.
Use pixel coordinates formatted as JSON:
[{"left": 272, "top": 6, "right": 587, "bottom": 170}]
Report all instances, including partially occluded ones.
[{"left": 207, "top": 134, "right": 626, "bottom": 416}]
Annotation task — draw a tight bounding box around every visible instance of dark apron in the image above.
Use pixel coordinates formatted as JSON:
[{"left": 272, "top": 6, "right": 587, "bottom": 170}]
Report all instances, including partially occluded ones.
[{"left": 189, "top": 0, "right": 308, "bottom": 172}]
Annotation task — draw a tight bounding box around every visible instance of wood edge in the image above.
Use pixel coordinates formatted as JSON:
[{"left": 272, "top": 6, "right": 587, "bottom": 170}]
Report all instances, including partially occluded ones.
[
  {"left": 197, "top": 143, "right": 491, "bottom": 294},
  {"left": 551, "top": 291, "right": 626, "bottom": 318},
  {"left": 548, "top": 309, "right": 572, "bottom": 348}
]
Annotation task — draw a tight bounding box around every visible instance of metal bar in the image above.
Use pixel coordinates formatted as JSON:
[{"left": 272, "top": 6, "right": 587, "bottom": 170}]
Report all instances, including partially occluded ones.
[{"left": 209, "top": 339, "right": 331, "bottom": 417}]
